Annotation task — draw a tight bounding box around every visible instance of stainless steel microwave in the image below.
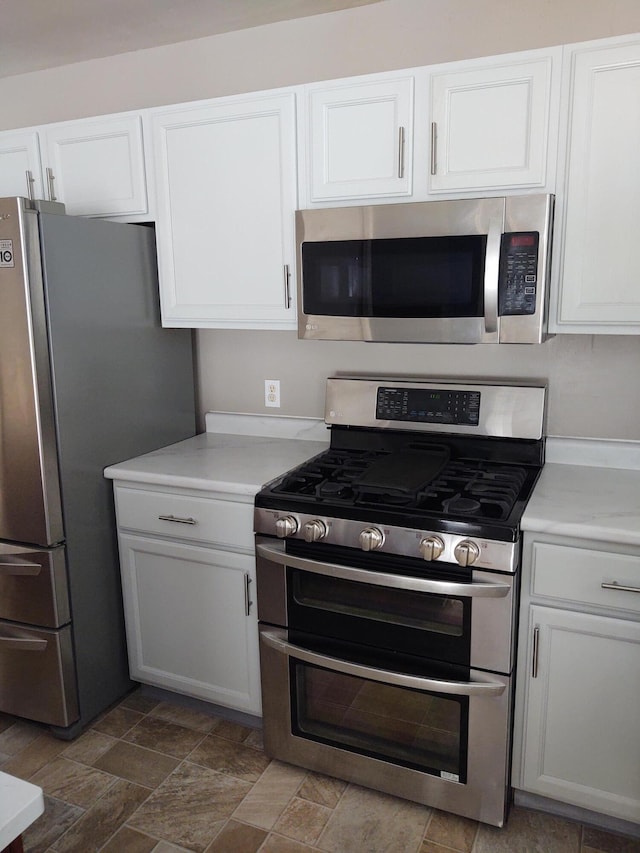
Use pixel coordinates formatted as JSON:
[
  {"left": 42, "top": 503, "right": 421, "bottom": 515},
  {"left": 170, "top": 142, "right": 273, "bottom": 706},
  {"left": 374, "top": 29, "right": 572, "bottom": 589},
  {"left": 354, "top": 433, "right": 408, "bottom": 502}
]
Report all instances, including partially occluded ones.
[{"left": 296, "top": 194, "right": 554, "bottom": 344}]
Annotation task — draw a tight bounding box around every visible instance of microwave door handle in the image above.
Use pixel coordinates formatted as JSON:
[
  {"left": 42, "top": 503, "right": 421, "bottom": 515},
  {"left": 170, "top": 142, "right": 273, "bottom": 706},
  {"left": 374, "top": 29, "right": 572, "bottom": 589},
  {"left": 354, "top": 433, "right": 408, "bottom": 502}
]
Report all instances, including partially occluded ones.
[
  {"left": 484, "top": 214, "right": 503, "bottom": 335},
  {"left": 256, "top": 541, "right": 510, "bottom": 598},
  {"left": 261, "top": 628, "right": 506, "bottom": 697}
]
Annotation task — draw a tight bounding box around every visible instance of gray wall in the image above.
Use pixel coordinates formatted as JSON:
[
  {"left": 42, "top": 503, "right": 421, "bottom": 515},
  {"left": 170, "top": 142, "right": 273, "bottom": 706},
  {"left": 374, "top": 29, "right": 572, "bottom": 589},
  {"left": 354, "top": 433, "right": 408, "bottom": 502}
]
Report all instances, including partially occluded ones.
[{"left": 2, "top": 0, "right": 640, "bottom": 440}]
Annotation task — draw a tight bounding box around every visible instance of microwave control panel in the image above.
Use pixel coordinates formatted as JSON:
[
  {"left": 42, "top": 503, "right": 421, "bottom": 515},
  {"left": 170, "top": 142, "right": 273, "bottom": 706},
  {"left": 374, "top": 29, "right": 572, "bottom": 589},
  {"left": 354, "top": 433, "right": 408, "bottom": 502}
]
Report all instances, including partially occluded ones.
[{"left": 499, "top": 232, "right": 539, "bottom": 316}]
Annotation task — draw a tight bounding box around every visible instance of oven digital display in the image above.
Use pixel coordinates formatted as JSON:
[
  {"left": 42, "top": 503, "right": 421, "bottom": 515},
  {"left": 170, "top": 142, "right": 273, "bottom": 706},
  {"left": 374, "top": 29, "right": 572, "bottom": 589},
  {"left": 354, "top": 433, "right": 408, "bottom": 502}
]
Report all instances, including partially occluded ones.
[{"left": 376, "top": 387, "right": 480, "bottom": 426}]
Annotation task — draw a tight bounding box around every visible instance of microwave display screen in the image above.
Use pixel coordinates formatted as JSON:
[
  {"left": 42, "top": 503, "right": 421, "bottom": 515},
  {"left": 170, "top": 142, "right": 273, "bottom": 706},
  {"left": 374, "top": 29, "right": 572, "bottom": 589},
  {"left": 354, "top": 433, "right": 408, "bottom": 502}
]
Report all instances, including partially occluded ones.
[{"left": 302, "top": 235, "right": 486, "bottom": 318}]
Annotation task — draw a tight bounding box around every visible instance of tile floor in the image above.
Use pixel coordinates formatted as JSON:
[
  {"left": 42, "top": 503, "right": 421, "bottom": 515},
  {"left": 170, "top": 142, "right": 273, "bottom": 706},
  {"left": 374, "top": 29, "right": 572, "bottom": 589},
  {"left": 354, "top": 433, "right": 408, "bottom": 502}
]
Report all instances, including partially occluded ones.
[{"left": 1, "top": 688, "right": 639, "bottom": 853}]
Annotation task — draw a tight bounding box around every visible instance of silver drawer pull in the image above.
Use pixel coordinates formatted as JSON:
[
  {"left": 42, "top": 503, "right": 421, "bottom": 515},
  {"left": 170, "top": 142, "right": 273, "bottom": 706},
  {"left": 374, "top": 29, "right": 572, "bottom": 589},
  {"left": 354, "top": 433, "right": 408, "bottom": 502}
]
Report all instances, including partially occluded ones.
[
  {"left": 158, "top": 514, "right": 197, "bottom": 525},
  {"left": 601, "top": 581, "right": 640, "bottom": 594}
]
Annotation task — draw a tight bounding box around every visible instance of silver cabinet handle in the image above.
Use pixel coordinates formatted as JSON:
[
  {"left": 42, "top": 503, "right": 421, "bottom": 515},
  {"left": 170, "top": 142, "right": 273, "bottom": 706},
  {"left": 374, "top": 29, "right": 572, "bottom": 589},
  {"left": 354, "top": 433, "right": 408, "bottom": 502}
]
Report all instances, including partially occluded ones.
[
  {"left": 244, "top": 574, "right": 253, "bottom": 616},
  {"left": 46, "top": 166, "right": 57, "bottom": 201},
  {"left": 532, "top": 625, "right": 540, "bottom": 678},
  {"left": 158, "top": 514, "right": 197, "bottom": 525},
  {"left": 483, "top": 212, "right": 503, "bottom": 335},
  {"left": 397, "top": 126, "right": 405, "bottom": 179},
  {"left": 256, "top": 541, "right": 510, "bottom": 598},
  {"left": 283, "top": 264, "right": 291, "bottom": 309},
  {"left": 601, "top": 581, "right": 640, "bottom": 594},
  {"left": 0, "top": 632, "right": 47, "bottom": 652},
  {"left": 25, "top": 169, "right": 35, "bottom": 201},
  {"left": 430, "top": 122, "right": 437, "bottom": 175},
  {"left": 261, "top": 628, "right": 506, "bottom": 696},
  {"left": 0, "top": 558, "right": 42, "bottom": 576}
]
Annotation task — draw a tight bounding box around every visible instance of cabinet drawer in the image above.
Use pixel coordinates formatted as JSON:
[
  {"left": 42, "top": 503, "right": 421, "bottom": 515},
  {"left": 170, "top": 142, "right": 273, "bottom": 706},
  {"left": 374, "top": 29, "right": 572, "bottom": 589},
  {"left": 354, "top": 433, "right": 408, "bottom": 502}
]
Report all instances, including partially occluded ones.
[
  {"left": 531, "top": 542, "right": 640, "bottom": 613},
  {"left": 114, "top": 487, "right": 254, "bottom": 549}
]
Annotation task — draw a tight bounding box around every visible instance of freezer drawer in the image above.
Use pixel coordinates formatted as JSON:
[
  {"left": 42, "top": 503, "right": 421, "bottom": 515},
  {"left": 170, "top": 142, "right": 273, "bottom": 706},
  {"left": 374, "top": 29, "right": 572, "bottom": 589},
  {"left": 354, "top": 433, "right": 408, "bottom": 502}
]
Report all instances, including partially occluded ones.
[
  {"left": 0, "top": 621, "right": 78, "bottom": 727},
  {"left": 0, "top": 543, "right": 70, "bottom": 627}
]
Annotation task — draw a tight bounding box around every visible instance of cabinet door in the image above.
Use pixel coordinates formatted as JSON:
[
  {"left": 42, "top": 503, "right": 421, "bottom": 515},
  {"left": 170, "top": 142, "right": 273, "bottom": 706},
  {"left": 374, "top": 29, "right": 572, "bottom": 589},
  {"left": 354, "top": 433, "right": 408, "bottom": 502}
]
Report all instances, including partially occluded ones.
[
  {"left": 118, "top": 534, "right": 261, "bottom": 715},
  {"left": 0, "top": 130, "right": 44, "bottom": 199},
  {"left": 429, "top": 54, "right": 556, "bottom": 193},
  {"left": 556, "top": 39, "right": 640, "bottom": 331},
  {"left": 520, "top": 605, "right": 640, "bottom": 822},
  {"left": 41, "top": 114, "right": 148, "bottom": 217},
  {"left": 152, "top": 93, "right": 297, "bottom": 328},
  {"left": 306, "top": 77, "right": 413, "bottom": 201}
]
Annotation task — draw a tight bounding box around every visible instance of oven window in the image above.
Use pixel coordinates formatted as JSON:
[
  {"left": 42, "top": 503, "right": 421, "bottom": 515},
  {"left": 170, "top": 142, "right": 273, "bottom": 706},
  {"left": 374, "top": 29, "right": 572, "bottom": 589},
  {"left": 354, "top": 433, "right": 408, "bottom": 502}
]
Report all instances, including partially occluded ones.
[
  {"left": 292, "top": 661, "right": 468, "bottom": 781},
  {"left": 292, "top": 572, "right": 464, "bottom": 637},
  {"left": 302, "top": 235, "right": 486, "bottom": 318}
]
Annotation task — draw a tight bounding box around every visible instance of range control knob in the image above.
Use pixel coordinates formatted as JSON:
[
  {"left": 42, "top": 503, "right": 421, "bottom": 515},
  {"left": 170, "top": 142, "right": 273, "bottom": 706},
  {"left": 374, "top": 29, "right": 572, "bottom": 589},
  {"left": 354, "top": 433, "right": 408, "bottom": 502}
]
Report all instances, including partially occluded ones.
[
  {"left": 359, "top": 527, "right": 385, "bottom": 552},
  {"left": 419, "top": 535, "right": 445, "bottom": 562},
  {"left": 454, "top": 539, "right": 481, "bottom": 567},
  {"left": 303, "top": 519, "right": 328, "bottom": 543},
  {"left": 275, "top": 515, "right": 298, "bottom": 539}
]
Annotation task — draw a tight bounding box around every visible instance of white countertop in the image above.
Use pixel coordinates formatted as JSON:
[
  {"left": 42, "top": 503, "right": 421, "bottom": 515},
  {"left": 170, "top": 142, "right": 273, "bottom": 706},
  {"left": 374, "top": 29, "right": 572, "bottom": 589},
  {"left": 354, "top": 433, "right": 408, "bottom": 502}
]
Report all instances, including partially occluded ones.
[
  {"left": 522, "top": 449, "right": 640, "bottom": 547},
  {"left": 104, "top": 415, "right": 640, "bottom": 546},
  {"left": 104, "top": 424, "right": 329, "bottom": 496},
  {"left": 0, "top": 772, "right": 44, "bottom": 849}
]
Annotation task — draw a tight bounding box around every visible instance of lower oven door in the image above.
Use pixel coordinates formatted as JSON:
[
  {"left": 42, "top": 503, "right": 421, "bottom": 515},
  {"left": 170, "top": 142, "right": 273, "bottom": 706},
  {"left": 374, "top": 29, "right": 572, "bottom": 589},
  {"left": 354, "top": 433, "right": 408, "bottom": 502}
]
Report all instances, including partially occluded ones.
[{"left": 259, "top": 625, "right": 511, "bottom": 827}]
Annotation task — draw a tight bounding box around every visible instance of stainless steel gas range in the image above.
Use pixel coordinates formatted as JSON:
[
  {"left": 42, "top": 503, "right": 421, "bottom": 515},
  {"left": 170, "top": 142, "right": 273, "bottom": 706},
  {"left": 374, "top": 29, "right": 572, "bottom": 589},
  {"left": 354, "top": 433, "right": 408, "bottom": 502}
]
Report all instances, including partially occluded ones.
[{"left": 254, "top": 376, "right": 546, "bottom": 827}]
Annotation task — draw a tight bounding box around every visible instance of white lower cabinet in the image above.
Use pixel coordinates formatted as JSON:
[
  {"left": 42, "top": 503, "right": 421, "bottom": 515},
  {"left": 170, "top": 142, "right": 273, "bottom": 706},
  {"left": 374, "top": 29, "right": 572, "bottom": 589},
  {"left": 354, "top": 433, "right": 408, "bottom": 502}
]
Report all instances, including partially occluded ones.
[
  {"left": 514, "top": 535, "right": 640, "bottom": 824},
  {"left": 113, "top": 485, "right": 261, "bottom": 715}
]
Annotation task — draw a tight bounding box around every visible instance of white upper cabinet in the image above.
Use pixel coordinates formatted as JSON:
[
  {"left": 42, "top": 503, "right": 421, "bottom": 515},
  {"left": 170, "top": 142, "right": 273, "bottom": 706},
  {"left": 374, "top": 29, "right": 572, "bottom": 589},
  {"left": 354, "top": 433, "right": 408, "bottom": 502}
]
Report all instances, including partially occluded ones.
[
  {"left": 554, "top": 35, "right": 640, "bottom": 333},
  {"left": 0, "top": 130, "right": 44, "bottom": 199},
  {"left": 0, "top": 113, "right": 149, "bottom": 219},
  {"left": 151, "top": 91, "right": 298, "bottom": 329},
  {"left": 41, "top": 114, "right": 149, "bottom": 218},
  {"left": 304, "top": 75, "right": 413, "bottom": 203},
  {"left": 427, "top": 49, "right": 560, "bottom": 194}
]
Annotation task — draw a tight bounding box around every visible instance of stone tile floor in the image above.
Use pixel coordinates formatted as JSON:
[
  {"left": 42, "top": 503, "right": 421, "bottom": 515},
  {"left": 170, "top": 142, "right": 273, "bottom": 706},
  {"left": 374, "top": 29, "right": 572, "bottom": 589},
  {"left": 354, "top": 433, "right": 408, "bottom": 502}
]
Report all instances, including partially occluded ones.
[{"left": 1, "top": 688, "right": 639, "bottom": 853}]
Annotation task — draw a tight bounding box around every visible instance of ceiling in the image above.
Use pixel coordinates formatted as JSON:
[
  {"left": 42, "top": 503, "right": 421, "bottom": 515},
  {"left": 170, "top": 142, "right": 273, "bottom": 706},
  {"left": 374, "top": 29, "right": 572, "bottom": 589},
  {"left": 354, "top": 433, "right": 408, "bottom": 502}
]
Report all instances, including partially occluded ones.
[{"left": 0, "top": 0, "right": 384, "bottom": 78}]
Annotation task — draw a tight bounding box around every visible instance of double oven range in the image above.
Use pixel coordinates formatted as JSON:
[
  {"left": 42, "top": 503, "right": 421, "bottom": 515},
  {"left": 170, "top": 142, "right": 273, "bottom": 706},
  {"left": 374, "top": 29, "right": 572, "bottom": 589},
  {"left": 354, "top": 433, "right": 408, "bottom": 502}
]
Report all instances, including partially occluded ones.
[{"left": 254, "top": 376, "right": 546, "bottom": 827}]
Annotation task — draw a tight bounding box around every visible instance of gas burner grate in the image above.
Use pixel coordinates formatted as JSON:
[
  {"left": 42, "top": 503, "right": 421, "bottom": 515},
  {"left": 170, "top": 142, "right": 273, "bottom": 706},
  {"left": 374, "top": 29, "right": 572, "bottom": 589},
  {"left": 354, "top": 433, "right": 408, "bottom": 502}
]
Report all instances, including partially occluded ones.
[
  {"left": 417, "top": 459, "right": 528, "bottom": 521},
  {"left": 272, "top": 450, "right": 387, "bottom": 502},
  {"left": 269, "top": 449, "right": 532, "bottom": 523}
]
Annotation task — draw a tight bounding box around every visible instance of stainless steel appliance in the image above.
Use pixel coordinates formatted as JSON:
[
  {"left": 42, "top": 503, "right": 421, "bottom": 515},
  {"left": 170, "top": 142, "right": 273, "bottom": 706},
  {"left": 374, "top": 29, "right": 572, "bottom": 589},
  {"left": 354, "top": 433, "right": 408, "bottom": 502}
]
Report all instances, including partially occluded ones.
[
  {"left": 0, "top": 196, "right": 195, "bottom": 737},
  {"left": 254, "top": 377, "right": 546, "bottom": 827},
  {"left": 296, "top": 194, "right": 554, "bottom": 344}
]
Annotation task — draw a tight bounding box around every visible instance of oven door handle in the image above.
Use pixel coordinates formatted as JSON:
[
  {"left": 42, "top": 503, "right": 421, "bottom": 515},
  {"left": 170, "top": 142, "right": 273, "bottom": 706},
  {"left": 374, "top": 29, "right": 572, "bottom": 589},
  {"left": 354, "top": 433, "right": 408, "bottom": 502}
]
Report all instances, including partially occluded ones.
[
  {"left": 261, "top": 628, "right": 506, "bottom": 697},
  {"left": 256, "top": 541, "right": 511, "bottom": 598}
]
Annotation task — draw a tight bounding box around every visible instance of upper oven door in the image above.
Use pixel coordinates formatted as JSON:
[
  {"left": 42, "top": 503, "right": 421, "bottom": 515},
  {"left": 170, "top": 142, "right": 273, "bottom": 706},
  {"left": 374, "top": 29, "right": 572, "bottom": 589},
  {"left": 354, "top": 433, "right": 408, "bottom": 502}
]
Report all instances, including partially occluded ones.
[{"left": 256, "top": 538, "right": 517, "bottom": 675}]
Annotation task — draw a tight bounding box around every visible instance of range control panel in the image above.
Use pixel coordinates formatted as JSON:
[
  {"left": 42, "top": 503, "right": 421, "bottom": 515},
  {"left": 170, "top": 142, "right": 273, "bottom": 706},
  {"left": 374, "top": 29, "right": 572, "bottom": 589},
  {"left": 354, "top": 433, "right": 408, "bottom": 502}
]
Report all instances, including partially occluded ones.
[
  {"left": 376, "top": 387, "right": 480, "bottom": 426},
  {"left": 499, "top": 231, "right": 539, "bottom": 316}
]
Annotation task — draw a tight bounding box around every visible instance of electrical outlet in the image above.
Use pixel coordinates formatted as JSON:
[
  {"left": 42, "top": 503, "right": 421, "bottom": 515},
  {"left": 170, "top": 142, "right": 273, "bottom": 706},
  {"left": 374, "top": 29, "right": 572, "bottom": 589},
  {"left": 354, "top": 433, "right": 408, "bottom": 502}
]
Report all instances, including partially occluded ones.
[{"left": 265, "top": 379, "right": 280, "bottom": 408}]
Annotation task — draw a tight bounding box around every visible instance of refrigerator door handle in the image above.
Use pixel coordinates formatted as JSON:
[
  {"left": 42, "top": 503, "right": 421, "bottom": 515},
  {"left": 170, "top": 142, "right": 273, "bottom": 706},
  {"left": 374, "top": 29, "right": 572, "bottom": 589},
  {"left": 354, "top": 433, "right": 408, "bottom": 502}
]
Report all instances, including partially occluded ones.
[
  {"left": 0, "top": 558, "right": 42, "bottom": 576},
  {"left": 0, "top": 631, "right": 48, "bottom": 651}
]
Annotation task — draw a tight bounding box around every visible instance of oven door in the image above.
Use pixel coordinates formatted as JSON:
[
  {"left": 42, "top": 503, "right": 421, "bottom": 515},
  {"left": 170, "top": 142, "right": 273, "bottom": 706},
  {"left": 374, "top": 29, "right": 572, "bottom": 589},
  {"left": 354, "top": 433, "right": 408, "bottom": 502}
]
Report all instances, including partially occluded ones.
[
  {"left": 256, "top": 539, "right": 517, "bottom": 674},
  {"left": 259, "top": 625, "right": 511, "bottom": 827}
]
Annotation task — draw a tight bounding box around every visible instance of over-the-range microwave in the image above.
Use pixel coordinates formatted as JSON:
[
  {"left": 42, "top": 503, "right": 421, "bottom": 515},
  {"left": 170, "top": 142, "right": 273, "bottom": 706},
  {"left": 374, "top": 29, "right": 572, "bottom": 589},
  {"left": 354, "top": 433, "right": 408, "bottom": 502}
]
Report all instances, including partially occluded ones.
[{"left": 296, "top": 194, "right": 554, "bottom": 344}]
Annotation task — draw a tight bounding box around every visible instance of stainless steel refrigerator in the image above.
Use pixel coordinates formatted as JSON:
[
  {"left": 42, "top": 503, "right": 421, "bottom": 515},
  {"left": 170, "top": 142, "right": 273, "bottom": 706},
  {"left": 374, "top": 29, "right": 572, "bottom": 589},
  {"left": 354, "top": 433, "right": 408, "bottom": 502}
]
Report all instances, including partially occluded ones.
[{"left": 0, "top": 197, "right": 195, "bottom": 738}]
